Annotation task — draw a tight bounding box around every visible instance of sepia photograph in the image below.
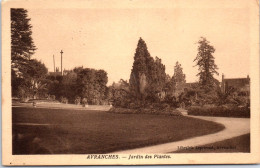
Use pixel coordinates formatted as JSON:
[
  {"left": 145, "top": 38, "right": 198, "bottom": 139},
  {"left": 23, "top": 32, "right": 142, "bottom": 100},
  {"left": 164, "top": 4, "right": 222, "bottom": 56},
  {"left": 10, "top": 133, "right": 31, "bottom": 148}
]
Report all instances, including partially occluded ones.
[{"left": 2, "top": 0, "right": 260, "bottom": 165}]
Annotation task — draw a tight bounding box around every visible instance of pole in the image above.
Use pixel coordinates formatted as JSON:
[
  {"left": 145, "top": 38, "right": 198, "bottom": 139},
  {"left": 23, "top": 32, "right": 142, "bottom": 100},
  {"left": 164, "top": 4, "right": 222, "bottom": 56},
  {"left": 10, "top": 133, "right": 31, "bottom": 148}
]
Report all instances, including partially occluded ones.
[
  {"left": 53, "top": 55, "right": 55, "bottom": 72},
  {"left": 60, "top": 50, "right": 63, "bottom": 76}
]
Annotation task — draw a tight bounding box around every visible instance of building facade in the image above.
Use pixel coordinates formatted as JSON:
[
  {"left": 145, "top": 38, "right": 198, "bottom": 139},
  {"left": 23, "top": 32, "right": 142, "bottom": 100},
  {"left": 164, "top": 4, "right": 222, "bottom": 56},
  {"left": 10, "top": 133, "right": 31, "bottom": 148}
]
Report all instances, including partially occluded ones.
[{"left": 221, "top": 74, "right": 250, "bottom": 96}]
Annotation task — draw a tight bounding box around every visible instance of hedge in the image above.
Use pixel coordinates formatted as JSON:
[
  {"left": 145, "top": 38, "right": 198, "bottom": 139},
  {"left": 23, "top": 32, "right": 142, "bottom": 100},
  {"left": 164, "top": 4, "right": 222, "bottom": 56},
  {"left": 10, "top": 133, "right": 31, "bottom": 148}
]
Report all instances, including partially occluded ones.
[
  {"left": 187, "top": 106, "right": 250, "bottom": 118},
  {"left": 108, "top": 107, "right": 183, "bottom": 116}
]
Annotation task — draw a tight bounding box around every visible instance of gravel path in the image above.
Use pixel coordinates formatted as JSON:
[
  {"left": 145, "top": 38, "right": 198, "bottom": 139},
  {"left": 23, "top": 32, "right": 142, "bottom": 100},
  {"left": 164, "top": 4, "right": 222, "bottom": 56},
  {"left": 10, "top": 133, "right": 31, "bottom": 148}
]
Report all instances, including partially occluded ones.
[
  {"left": 111, "top": 115, "right": 250, "bottom": 154},
  {"left": 13, "top": 102, "right": 112, "bottom": 111}
]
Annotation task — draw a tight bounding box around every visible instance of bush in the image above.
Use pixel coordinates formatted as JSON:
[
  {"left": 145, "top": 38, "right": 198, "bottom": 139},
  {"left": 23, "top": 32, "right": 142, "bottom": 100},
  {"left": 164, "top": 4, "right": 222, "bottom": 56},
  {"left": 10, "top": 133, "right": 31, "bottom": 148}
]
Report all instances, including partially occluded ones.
[
  {"left": 187, "top": 105, "right": 250, "bottom": 118},
  {"left": 163, "top": 95, "right": 178, "bottom": 107},
  {"left": 74, "top": 96, "right": 81, "bottom": 105},
  {"left": 61, "top": 97, "right": 68, "bottom": 104},
  {"left": 109, "top": 105, "right": 183, "bottom": 116},
  {"left": 82, "top": 98, "right": 88, "bottom": 106},
  {"left": 99, "top": 100, "right": 109, "bottom": 105},
  {"left": 50, "top": 95, "right": 56, "bottom": 100}
]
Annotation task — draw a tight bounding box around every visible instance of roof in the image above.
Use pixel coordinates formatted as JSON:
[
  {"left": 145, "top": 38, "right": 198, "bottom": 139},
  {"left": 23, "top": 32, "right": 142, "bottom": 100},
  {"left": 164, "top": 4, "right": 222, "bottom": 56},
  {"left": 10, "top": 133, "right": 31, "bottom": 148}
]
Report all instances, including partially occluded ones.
[
  {"left": 223, "top": 77, "right": 250, "bottom": 88},
  {"left": 223, "top": 77, "right": 249, "bottom": 83}
]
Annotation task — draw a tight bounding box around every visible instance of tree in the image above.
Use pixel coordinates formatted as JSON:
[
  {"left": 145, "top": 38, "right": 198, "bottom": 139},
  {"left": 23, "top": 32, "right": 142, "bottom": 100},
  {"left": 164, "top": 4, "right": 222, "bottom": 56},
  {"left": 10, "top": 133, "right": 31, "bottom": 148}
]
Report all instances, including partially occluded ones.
[
  {"left": 60, "top": 71, "right": 78, "bottom": 101},
  {"left": 109, "top": 79, "right": 131, "bottom": 107},
  {"left": 75, "top": 68, "right": 108, "bottom": 104},
  {"left": 129, "top": 38, "right": 167, "bottom": 101},
  {"left": 164, "top": 74, "right": 175, "bottom": 95},
  {"left": 194, "top": 37, "right": 219, "bottom": 90},
  {"left": 11, "top": 8, "right": 36, "bottom": 61},
  {"left": 11, "top": 8, "right": 38, "bottom": 98},
  {"left": 46, "top": 67, "right": 109, "bottom": 104},
  {"left": 13, "top": 59, "right": 48, "bottom": 99},
  {"left": 129, "top": 37, "right": 151, "bottom": 99},
  {"left": 26, "top": 59, "right": 48, "bottom": 99},
  {"left": 147, "top": 57, "right": 167, "bottom": 101},
  {"left": 172, "top": 61, "right": 186, "bottom": 88}
]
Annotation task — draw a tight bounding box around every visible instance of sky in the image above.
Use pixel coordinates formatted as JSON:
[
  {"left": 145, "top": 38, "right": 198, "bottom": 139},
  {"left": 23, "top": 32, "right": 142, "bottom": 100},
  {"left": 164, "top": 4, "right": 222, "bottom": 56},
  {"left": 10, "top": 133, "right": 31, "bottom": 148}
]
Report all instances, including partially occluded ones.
[{"left": 27, "top": 5, "right": 250, "bottom": 85}]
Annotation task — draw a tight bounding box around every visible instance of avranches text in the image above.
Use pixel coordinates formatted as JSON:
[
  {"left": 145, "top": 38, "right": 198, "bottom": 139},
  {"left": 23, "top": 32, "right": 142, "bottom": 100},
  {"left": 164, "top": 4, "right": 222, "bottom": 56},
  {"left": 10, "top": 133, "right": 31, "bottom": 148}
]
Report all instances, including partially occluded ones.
[{"left": 85, "top": 154, "right": 171, "bottom": 160}]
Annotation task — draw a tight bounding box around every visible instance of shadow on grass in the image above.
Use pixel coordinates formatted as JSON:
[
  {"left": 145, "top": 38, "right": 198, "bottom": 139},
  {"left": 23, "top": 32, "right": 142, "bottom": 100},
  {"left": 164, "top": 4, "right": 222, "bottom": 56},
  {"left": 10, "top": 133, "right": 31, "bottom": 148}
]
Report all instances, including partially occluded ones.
[{"left": 174, "top": 133, "right": 250, "bottom": 153}]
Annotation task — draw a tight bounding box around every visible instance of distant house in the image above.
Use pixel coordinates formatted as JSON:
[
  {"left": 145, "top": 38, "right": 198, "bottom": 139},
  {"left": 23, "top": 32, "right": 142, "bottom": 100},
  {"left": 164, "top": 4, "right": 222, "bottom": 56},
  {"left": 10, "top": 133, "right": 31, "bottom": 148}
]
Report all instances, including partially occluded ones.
[{"left": 221, "top": 74, "right": 250, "bottom": 96}]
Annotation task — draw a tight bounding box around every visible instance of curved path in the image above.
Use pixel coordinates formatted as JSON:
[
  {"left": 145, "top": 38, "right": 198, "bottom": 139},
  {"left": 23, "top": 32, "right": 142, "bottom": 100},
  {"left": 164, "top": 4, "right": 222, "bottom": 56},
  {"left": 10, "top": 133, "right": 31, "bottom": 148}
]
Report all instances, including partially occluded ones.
[
  {"left": 13, "top": 102, "right": 112, "bottom": 111},
  {"left": 111, "top": 115, "right": 250, "bottom": 154}
]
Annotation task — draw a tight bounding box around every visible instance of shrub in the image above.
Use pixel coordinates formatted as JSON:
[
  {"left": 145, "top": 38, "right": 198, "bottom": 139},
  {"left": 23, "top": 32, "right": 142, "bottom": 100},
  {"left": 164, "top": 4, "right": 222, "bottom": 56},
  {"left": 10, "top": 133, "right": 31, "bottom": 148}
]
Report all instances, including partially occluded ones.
[
  {"left": 100, "top": 100, "right": 109, "bottom": 105},
  {"left": 109, "top": 105, "right": 183, "bottom": 116},
  {"left": 164, "top": 95, "right": 178, "bottom": 107},
  {"left": 74, "top": 96, "right": 81, "bottom": 105},
  {"left": 187, "top": 105, "right": 250, "bottom": 118},
  {"left": 61, "top": 97, "right": 68, "bottom": 104},
  {"left": 82, "top": 98, "right": 88, "bottom": 106},
  {"left": 50, "top": 95, "right": 56, "bottom": 100}
]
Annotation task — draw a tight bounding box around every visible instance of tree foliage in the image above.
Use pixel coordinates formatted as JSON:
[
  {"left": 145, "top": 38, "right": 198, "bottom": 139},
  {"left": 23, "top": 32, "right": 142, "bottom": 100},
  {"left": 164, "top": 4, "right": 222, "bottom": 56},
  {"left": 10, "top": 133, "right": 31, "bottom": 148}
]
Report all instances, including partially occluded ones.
[
  {"left": 164, "top": 74, "right": 175, "bottom": 96},
  {"left": 26, "top": 59, "right": 48, "bottom": 98},
  {"left": 172, "top": 61, "right": 186, "bottom": 86},
  {"left": 148, "top": 57, "right": 167, "bottom": 95},
  {"left": 48, "top": 67, "right": 109, "bottom": 104},
  {"left": 11, "top": 8, "right": 36, "bottom": 61},
  {"left": 194, "top": 37, "right": 219, "bottom": 90},
  {"left": 76, "top": 68, "right": 108, "bottom": 104},
  {"left": 129, "top": 38, "right": 167, "bottom": 101},
  {"left": 109, "top": 79, "right": 131, "bottom": 107},
  {"left": 129, "top": 38, "right": 151, "bottom": 99},
  {"left": 59, "top": 71, "right": 78, "bottom": 101},
  {"left": 11, "top": 9, "right": 47, "bottom": 99},
  {"left": 12, "top": 59, "right": 48, "bottom": 99}
]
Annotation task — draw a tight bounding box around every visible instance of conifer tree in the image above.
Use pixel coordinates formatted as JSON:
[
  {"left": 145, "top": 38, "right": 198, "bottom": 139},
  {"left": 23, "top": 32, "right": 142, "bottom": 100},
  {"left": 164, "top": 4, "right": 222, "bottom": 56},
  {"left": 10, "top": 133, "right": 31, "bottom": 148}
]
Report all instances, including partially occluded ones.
[
  {"left": 129, "top": 38, "right": 151, "bottom": 99},
  {"left": 172, "top": 61, "right": 186, "bottom": 87},
  {"left": 11, "top": 8, "right": 38, "bottom": 97},
  {"left": 194, "top": 37, "right": 219, "bottom": 90},
  {"left": 11, "top": 8, "right": 36, "bottom": 61},
  {"left": 129, "top": 38, "right": 167, "bottom": 100}
]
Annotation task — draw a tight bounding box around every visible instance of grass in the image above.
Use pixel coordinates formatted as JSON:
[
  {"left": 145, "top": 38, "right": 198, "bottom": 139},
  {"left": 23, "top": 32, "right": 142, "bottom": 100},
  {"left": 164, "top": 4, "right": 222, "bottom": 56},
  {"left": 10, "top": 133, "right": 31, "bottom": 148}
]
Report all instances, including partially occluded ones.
[
  {"left": 12, "top": 107, "right": 224, "bottom": 154},
  {"left": 175, "top": 134, "right": 250, "bottom": 153}
]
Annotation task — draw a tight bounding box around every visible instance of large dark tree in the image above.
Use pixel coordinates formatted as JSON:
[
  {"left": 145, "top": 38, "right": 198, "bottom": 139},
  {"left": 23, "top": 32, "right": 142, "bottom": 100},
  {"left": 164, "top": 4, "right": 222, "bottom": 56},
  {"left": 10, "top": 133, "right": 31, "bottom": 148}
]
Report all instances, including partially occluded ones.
[
  {"left": 129, "top": 38, "right": 167, "bottom": 101},
  {"left": 11, "top": 8, "right": 36, "bottom": 61},
  {"left": 11, "top": 8, "right": 39, "bottom": 98},
  {"left": 129, "top": 38, "right": 151, "bottom": 99},
  {"left": 194, "top": 37, "right": 219, "bottom": 90}
]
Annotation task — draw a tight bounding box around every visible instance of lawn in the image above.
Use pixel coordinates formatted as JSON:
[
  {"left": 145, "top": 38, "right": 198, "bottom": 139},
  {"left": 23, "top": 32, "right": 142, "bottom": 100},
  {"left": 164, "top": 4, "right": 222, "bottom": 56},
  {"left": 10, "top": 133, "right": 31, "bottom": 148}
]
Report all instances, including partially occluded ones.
[
  {"left": 12, "top": 107, "right": 224, "bottom": 154},
  {"left": 175, "top": 133, "right": 250, "bottom": 153}
]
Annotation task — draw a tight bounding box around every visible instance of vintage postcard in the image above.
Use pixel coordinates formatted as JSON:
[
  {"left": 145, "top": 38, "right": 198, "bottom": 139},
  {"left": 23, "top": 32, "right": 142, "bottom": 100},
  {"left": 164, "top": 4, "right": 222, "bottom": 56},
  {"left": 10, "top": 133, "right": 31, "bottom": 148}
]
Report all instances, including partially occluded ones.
[{"left": 2, "top": 0, "right": 260, "bottom": 165}]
